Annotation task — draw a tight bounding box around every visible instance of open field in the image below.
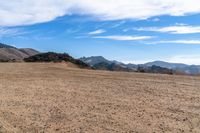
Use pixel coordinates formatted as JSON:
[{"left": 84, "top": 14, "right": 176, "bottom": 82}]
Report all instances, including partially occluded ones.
[{"left": 0, "top": 63, "right": 200, "bottom": 133}]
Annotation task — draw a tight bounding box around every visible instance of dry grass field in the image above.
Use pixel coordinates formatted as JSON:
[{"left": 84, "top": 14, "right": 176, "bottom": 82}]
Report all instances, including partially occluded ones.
[{"left": 0, "top": 63, "right": 200, "bottom": 133}]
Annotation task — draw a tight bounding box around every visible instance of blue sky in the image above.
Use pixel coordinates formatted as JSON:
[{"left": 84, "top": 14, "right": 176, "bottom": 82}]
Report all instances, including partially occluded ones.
[{"left": 1, "top": 0, "right": 200, "bottom": 64}]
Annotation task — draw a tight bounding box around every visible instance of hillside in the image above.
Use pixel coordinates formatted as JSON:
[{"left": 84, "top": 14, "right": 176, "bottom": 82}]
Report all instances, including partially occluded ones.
[
  {"left": 0, "top": 43, "right": 15, "bottom": 48},
  {"left": 0, "top": 43, "right": 39, "bottom": 62},
  {"left": 24, "top": 52, "right": 91, "bottom": 69}
]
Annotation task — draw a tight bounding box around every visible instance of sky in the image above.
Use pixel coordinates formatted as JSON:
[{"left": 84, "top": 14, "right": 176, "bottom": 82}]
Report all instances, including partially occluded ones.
[{"left": 0, "top": 0, "right": 200, "bottom": 65}]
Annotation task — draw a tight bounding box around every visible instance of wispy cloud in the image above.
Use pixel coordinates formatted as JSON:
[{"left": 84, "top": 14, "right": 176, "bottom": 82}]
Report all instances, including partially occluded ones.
[
  {"left": 0, "top": 27, "right": 24, "bottom": 37},
  {"left": 1, "top": 0, "right": 200, "bottom": 26},
  {"left": 151, "top": 18, "right": 160, "bottom": 22},
  {"left": 94, "top": 35, "right": 153, "bottom": 41},
  {"left": 88, "top": 29, "right": 106, "bottom": 35},
  {"left": 110, "top": 21, "right": 126, "bottom": 28},
  {"left": 136, "top": 25, "right": 200, "bottom": 34},
  {"left": 151, "top": 40, "right": 200, "bottom": 44}
]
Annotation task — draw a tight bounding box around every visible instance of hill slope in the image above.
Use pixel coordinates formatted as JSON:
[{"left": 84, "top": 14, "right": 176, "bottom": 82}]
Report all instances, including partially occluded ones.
[
  {"left": 0, "top": 43, "right": 15, "bottom": 48},
  {"left": 0, "top": 43, "right": 39, "bottom": 62}
]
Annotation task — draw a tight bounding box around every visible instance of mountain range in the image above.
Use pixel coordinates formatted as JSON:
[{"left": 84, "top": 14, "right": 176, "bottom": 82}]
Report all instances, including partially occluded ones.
[
  {"left": 1, "top": 43, "right": 200, "bottom": 75},
  {"left": 144, "top": 61, "right": 200, "bottom": 75},
  {"left": 80, "top": 56, "right": 200, "bottom": 75},
  {"left": 80, "top": 56, "right": 134, "bottom": 72}
]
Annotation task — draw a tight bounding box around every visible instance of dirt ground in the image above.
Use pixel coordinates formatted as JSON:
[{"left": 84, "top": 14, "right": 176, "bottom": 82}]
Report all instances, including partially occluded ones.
[{"left": 0, "top": 63, "right": 200, "bottom": 133}]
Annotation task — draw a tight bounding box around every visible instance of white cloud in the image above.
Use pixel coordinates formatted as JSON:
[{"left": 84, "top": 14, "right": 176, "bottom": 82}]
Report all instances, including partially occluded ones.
[
  {"left": 152, "top": 40, "right": 200, "bottom": 44},
  {"left": 169, "top": 55, "right": 200, "bottom": 65},
  {"left": 0, "top": 27, "right": 24, "bottom": 37},
  {"left": 1, "top": 0, "right": 200, "bottom": 26},
  {"left": 136, "top": 25, "right": 200, "bottom": 34},
  {"left": 152, "top": 18, "right": 160, "bottom": 22},
  {"left": 94, "top": 35, "right": 153, "bottom": 41},
  {"left": 88, "top": 29, "right": 106, "bottom": 35},
  {"left": 0, "top": 0, "right": 72, "bottom": 26}
]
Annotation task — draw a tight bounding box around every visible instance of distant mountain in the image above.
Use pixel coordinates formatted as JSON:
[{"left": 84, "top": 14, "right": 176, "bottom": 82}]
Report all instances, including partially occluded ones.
[
  {"left": 0, "top": 43, "right": 39, "bottom": 62},
  {"left": 80, "top": 56, "right": 200, "bottom": 75},
  {"left": 24, "top": 52, "right": 91, "bottom": 69},
  {"left": 80, "top": 56, "right": 111, "bottom": 66},
  {"left": 137, "top": 65, "right": 173, "bottom": 75},
  {"left": 93, "top": 62, "right": 133, "bottom": 72},
  {"left": 144, "top": 61, "right": 200, "bottom": 75},
  {"left": 144, "top": 61, "right": 188, "bottom": 69},
  {"left": 1, "top": 42, "right": 199, "bottom": 75},
  {"left": 80, "top": 56, "right": 136, "bottom": 72}
]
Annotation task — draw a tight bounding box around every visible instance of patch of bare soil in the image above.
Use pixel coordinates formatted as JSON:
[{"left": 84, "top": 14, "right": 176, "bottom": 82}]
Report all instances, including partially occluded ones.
[{"left": 0, "top": 63, "right": 200, "bottom": 133}]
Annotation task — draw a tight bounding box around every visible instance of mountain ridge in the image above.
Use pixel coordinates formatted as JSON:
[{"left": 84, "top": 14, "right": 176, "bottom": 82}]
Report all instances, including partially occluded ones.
[
  {"left": 0, "top": 43, "right": 16, "bottom": 48},
  {"left": 144, "top": 61, "right": 200, "bottom": 74},
  {"left": 80, "top": 56, "right": 200, "bottom": 75},
  {"left": 1, "top": 43, "right": 199, "bottom": 75}
]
